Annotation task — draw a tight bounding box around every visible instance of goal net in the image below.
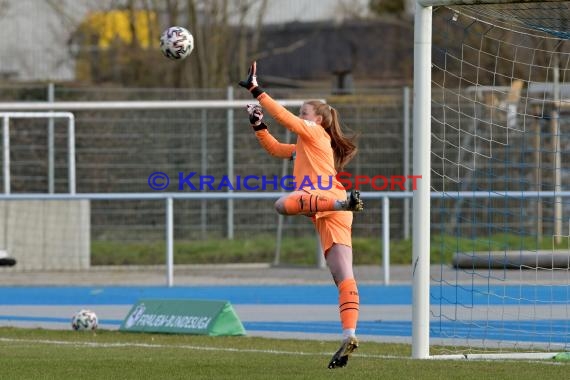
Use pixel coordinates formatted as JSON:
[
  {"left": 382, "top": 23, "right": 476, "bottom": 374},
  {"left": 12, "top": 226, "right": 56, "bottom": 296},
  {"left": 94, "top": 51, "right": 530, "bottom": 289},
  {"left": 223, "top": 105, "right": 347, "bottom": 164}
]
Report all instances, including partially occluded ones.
[{"left": 413, "top": 0, "right": 570, "bottom": 359}]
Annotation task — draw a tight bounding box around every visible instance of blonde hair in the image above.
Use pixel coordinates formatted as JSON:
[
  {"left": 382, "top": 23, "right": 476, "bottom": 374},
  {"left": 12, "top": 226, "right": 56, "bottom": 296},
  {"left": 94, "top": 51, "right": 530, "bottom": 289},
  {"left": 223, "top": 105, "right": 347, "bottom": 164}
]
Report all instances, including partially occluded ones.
[{"left": 304, "top": 100, "right": 358, "bottom": 171}]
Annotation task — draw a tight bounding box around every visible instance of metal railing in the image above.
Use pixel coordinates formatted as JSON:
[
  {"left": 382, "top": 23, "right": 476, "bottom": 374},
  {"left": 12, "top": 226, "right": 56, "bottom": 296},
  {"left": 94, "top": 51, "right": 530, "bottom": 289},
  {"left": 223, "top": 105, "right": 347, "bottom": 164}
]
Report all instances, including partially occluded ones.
[{"left": 2, "top": 190, "right": 568, "bottom": 286}]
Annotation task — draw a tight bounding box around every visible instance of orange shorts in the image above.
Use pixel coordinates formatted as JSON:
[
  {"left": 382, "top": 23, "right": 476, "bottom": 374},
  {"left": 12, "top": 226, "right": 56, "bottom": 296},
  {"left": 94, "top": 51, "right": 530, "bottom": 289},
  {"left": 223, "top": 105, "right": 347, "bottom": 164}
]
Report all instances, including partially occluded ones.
[{"left": 312, "top": 211, "right": 353, "bottom": 255}]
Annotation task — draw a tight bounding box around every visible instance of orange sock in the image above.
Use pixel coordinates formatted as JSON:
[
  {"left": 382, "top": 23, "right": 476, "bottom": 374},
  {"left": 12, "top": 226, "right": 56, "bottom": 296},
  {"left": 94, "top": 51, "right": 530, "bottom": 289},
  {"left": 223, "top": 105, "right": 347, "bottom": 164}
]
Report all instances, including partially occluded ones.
[
  {"left": 338, "top": 278, "right": 359, "bottom": 331},
  {"left": 281, "top": 193, "right": 337, "bottom": 214}
]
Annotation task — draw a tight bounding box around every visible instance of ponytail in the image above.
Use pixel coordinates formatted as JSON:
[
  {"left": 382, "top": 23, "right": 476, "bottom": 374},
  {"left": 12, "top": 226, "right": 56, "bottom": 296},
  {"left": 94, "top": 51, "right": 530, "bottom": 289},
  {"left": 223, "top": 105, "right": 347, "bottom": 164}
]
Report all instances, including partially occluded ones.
[{"left": 328, "top": 107, "right": 358, "bottom": 171}]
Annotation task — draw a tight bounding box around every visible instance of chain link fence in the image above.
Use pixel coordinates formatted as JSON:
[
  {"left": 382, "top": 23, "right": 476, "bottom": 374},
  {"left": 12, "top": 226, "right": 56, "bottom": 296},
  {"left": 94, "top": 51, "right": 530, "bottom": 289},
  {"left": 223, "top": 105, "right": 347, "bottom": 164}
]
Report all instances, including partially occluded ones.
[{"left": 0, "top": 85, "right": 411, "bottom": 264}]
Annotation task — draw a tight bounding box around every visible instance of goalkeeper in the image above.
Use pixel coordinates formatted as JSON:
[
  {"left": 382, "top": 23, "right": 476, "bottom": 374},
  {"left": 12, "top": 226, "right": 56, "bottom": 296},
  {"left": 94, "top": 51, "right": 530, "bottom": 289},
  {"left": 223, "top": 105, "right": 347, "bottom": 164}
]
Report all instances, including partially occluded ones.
[{"left": 239, "top": 61, "right": 363, "bottom": 369}]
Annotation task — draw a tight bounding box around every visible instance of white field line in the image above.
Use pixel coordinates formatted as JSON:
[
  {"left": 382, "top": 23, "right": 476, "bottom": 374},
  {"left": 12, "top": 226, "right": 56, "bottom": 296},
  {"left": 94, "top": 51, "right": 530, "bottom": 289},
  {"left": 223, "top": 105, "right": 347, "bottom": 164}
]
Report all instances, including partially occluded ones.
[
  {"left": 0, "top": 337, "right": 400, "bottom": 360},
  {"left": 1, "top": 338, "right": 564, "bottom": 365}
]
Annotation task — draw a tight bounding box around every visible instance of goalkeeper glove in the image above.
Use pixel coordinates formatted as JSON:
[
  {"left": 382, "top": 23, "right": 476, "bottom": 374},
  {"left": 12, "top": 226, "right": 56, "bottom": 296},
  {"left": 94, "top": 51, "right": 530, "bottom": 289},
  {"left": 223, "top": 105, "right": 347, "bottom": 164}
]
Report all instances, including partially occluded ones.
[
  {"left": 246, "top": 104, "right": 263, "bottom": 125},
  {"left": 238, "top": 61, "right": 265, "bottom": 98},
  {"left": 246, "top": 104, "right": 267, "bottom": 131}
]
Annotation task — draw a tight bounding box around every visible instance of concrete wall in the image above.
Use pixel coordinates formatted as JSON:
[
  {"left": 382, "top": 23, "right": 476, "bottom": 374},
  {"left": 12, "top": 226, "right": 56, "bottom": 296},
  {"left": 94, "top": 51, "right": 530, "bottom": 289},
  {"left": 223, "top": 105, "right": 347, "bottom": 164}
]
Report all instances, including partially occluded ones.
[{"left": 0, "top": 200, "right": 90, "bottom": 271}]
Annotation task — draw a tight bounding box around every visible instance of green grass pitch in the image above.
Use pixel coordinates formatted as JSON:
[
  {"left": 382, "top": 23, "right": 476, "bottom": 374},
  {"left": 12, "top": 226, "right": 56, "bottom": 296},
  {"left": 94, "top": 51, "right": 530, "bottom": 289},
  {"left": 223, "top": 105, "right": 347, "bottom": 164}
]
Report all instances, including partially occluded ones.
[{"left": 0, "top": 328, "right": 568, "bottom": 379}]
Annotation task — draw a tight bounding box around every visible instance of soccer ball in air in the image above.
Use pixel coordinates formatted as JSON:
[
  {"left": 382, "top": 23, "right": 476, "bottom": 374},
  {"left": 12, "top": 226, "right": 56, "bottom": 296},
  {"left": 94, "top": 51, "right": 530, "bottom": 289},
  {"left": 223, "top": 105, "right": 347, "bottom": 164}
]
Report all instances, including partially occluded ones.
[
  {"left": 160, "top": 26, "right": 194, "bottom": 60},
  {"left": 71, "top": 309, "right": 98, "bottom": 331}
]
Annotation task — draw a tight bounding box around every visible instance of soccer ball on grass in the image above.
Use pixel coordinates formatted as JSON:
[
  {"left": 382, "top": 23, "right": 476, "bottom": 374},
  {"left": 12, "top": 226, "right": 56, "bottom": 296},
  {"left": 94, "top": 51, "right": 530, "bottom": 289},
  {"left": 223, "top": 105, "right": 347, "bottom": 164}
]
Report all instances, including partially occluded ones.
[
  {"left": 160, "top": 26, "right": 194, "bottom": 60},
  {"left": 71, "top": 309, "right": 98, "bottom": 331}
]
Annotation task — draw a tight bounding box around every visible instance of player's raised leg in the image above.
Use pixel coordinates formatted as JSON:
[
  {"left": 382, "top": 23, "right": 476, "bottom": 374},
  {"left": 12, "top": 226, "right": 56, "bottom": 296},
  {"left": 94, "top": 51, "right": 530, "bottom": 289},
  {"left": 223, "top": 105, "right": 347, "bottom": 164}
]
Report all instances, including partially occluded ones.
[{"left": 274, "top": 190, "right": 363, "bottom": 216}]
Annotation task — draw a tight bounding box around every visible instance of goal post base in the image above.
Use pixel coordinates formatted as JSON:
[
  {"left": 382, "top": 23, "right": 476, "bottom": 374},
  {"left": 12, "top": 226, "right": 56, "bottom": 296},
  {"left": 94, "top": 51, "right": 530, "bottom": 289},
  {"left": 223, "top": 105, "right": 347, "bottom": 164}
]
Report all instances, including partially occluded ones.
[
  {"left": 428, "top": 352, "right": 560, "bottom": 360},
  {"left": 452, "top": 251, "right": 570, "bottom": 269}
]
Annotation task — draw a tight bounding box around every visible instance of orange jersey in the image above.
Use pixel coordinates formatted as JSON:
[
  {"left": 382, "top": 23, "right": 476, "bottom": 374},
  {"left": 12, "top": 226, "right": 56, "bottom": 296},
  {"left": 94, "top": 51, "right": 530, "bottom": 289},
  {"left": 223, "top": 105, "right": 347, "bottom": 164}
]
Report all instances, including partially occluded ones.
[{"left": 255, "top": 93, "right": 346, "bottom": 200}]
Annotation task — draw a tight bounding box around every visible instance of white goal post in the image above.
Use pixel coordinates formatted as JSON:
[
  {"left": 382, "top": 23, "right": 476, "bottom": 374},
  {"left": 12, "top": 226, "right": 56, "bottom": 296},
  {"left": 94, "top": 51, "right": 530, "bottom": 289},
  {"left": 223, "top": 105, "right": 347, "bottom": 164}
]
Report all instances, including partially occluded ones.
[{"left": 413, "top": 0, "right": 570, "bottom": 360}]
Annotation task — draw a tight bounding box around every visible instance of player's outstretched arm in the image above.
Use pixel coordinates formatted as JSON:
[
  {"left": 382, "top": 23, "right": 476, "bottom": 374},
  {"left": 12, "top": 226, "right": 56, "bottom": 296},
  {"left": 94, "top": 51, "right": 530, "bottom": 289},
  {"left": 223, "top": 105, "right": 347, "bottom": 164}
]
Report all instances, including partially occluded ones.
[
  {"left": 245, "top": 104, "right": 295, "bottom": 160},
  {"left": 239, "top": 61, "right": 313, "bottom": 138}
]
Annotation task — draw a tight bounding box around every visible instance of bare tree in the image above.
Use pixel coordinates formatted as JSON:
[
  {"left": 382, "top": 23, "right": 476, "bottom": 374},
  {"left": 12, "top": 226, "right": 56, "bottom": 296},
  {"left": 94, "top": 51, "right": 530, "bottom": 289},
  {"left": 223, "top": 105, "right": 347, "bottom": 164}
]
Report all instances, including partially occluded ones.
[
  {"left": 182, "top": 0, "right": 268, "bottom": 88},
  {"left": 0, "top": 0, "right": 10, "bottom": 19},
  {"left": 369, "top": 0, "right": 407, "bottom": 19},
  {"left": 46, "top": 0, "right": 269, "bottom": 88}
]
